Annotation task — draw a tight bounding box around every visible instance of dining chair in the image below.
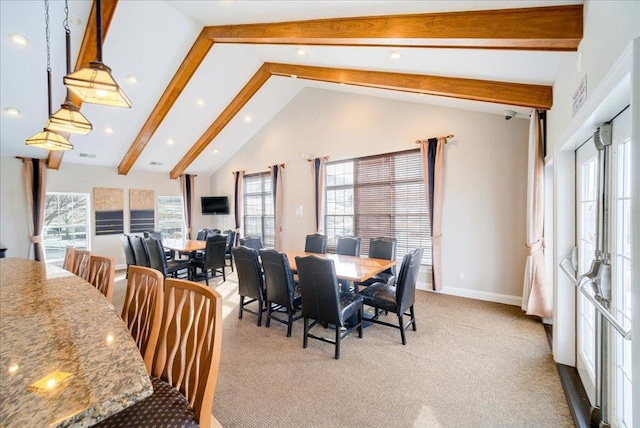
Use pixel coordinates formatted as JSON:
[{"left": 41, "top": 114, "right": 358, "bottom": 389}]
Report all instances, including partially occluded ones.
[
  {"left": 85, "top": 254, "right": 115, "bottom": 303},
  {"left": 62, "top": 245, "right": 76, "bottom": 272},
  {"left": 232, "top": 246, "right": 266, "bottom": 326},
  {"left": 259, "top": 249, "right": 302, "bottom": 337},
  {"left": 239, "top": 236, "right": 263, "bottom": 251},
  {"left": 130, "top": 235, "right": 150, "bottom": 268},
  {"left": 118, "top": 234, "right": 136, "bottom": 277},
  {"left": 195, "top": 228, "right": 209, "bottom": 241},
  {"left": 120, "top": 266, "right": 164, "bottom": 374},
  {"left": 143, "top": 230, "right": 173, "bottom": 260},
  {"left": 95, "top": 278, "right": 223, "bottom": 428},
  {"left": 295, "top": 255, "right": 364, "bottom": 359},
  {"left": 358, "top": 248, "right": 423, "bottom": 345},
  {"left": 335, "top": 236, "right": 362, "bottom": 292},
  {"left": 223, "top": 229, "right": 236, "bottom": 272},
  {"left": 355, "top": 237, "right": 397, "bottom": 292},
  {"left": 145, "top": 237, "right": 190, "bottom": 279},
  {"left": 71, "top": 249, "right": 91, "bottom": 279},
  {"left": 190, "top": 234, "right": 228, "bottom": 285},
  {"left": 304, "top": 233, "right": 327, "bottom": 254}
]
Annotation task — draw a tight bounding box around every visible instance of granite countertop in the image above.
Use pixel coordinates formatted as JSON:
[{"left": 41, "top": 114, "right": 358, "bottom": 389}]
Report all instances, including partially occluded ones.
[{"left": 0, "top": 258, "right": 153, "bottom": 427}]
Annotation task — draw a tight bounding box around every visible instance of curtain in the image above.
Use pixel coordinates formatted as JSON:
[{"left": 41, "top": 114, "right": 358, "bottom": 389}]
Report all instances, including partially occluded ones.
[
  {"left": 233, "top": 171, "right": 245, "bottom": 243},
  {"left": 270, "top": 165, "right": 284, "bottom": 251},
  {"left": 23, "top": 158, "right": 47, "bottom": 261},
  {"left": 180, "top": 174, "right": 195, "bottom": 240},
  {"left": 311, "top": 157, "right": 328, "bottom": 233},
  {"left": 522, "top": 110, "right": 552, "bottom": 318},
  {"left": 419, "top": 137, "right": 446, "bottom": 291}
]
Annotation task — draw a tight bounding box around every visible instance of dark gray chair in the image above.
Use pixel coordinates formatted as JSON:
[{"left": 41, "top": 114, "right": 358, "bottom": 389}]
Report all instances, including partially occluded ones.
[
  {"left": 190, "top": 234, "right": 228, "bottom": 285},
  {"left": 295, "top": 255, "right": 363, "bottom": 359},
  {"left": 145, "top": 237, "right": 190, "bottom": 279},
  {"left": 119, "top": 234, "right": 136, "bottom": 276},
  {"left": 223, "top": 230, "right": 237, "bottom": 272},
  {"left": 355, "top": 237, "right": 397, "bottom": 291},
  {"left": 336, "top": 236, "right": 362, "bottom": 292},
  {"left": 239, "top": 236, "right": 263, "bottom": 251},
  {"left": 304, "top": 233, "right": 327, "bottom": 254},
  {"left": 358, "top": 248, "right": 423, "bottom": 345},
  {"left": 232, "top": 246, "right": 266, "bottom": 326},
  {"left": 260, "top": 249, "right": 302, "bottom": 337},
  {"left": 130, "top": 235, "right": 150, "bottom": 267},
  {"left": 195, "top": 228, "right": 209, "bottom": 241},
  {"left": 144, "top": 230, "right": 173, "bottom": 260}
]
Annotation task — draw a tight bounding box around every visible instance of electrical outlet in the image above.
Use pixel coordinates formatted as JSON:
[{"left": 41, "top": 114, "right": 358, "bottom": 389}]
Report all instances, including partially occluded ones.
[{"left": 459, "top": 272, "right": 465, "bottom": 280}]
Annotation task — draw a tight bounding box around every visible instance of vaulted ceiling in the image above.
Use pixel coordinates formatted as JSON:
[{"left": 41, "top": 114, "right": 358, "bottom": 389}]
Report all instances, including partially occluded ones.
[{"left": 0, "top": 0, "right": 583, "bottom": 178}]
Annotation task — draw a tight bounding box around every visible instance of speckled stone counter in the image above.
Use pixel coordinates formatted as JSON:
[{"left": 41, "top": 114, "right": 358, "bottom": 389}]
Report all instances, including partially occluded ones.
[{"left": 0, "top": 258, "right": 153, "bottom": 427}]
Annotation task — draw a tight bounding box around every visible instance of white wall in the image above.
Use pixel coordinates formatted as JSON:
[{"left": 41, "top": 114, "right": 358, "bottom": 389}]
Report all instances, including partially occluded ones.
[
  {"left": 0, "top": 157, "right": 210, "bottom": 266},
  {"left": 210, "top": 88, "right": 529, "bottom": 302}
]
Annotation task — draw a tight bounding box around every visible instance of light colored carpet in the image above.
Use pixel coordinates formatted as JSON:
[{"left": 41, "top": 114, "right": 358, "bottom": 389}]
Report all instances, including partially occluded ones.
[{"left": 112, "top": 271, "right": 573, "bottom": 428}]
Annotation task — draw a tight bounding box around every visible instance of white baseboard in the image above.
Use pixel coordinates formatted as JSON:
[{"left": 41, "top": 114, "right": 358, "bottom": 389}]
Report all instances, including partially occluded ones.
[
  {"left": 417, "top": 281, "right": 523, "bottom": 306},
  {"left": 116, "top": 263, "right": 127, "bottom": 271}
]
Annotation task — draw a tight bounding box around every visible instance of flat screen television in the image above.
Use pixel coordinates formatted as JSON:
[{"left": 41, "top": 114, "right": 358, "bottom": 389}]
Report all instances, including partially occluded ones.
[{"left": 201, "top": 196, "right": 229, "bottom": 215}]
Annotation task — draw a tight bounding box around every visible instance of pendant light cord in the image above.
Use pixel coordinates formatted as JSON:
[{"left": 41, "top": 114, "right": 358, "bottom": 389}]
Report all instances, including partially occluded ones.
[
  {"left": 44, "top": 0, "right": 52, "bottom": 117},
  {"left": 64, "top": 0, "right": 72, "bottom": 102},
  {"left": 96, "top": 0, "right": 103, "bottom": 62}
]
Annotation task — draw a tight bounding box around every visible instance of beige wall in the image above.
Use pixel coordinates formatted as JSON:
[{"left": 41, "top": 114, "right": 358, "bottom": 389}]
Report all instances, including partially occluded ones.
[{"left": 210, "top": 88, "right": 529, "bottom": 303}]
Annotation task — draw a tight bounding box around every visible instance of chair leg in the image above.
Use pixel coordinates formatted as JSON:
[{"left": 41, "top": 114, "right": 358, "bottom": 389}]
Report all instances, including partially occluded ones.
[
  {"left": 222, "top": 266, "right": 226, "bottom": 282},
  {"left": 303, "top": 318, "right": 309, "bottom": 348},
  {"left": 256, "top": 300, "right": 263, "bottom": 327},
  {"left": 399, "top": 314, "right": 407, "bottom": 345},
  {"left": 335, "top": 325, "right": 341, "bottom": 359},
  {"left": 239, "top": 296, "right": 244, "bottom": 319},
  {"left": 358, "top": 308, "right": 363, "bottom": 338},
  {"left": 410, "top": 305, "right": 417, "bottom": 331},
  {"left": 266, "top": 303, "right": 272, "bottom": 328},
  {"left": 205, "top": 269, "right": 209, "bottom": 286},
  {"left": 287, "top": 311, "right": 293, "bottom": 337}
]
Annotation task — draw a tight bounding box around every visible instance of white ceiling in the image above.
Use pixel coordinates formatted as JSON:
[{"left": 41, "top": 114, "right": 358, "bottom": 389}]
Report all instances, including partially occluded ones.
[{"left": 0, "top": 0, "right": 583, "bottom": 177}]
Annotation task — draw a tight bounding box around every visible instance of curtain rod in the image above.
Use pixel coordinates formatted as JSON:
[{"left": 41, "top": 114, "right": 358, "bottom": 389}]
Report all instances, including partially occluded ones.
[
  {"left": 415, "top": 134, "right": 454, "bottom": 145},
  {"left": 306, "top": 156, "right": 329, "bottom": 162}
]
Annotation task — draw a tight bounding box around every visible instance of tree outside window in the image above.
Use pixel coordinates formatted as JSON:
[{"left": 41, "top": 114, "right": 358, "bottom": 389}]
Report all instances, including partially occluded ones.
[{"left": 44, "top": 192, "right": 90, "bottom": 262}]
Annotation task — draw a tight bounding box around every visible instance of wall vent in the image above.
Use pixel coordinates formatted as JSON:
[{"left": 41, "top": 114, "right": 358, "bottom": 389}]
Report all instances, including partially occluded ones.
[
  {"left": 149, "top": 161, "right": 163, "bottom": 166},
  {"left": 79, "top": 153, "right": 97, "bottom": 159}
]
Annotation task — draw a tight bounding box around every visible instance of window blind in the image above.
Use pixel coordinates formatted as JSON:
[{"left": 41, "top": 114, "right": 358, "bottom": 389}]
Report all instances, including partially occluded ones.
[{"left": 243, "top": 172, "right": 274, "bottom": 248}]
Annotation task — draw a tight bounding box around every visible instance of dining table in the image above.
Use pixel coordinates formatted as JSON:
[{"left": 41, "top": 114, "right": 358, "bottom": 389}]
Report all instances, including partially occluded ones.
[
  {"left": 163, "top": 239, "right": 206, "bottom": 255},
  {"left": 0, "top": 258, "right": 153, "bottom": 427},
  {"left": 284, "top": 251, "right": 396, "bottom": 283}
]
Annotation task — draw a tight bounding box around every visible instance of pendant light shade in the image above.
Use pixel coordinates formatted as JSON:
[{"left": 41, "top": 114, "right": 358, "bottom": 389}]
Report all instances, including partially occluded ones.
[
  {"left": 47, "top": 102, "right": 93, "bottom": 135},
  {"left": 64, "top": 61, "right": 131, "bottom": 107},
  {"left": 26, "top": 129, "right": 74, "bottom": 151}
]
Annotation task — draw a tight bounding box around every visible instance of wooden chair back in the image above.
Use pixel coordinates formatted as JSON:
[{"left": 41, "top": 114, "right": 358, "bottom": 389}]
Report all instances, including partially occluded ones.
[
  {"left": 71, "top": 249, "right": 91, "bottom": 278},
  {"left": 152, "top": 278, "right": 223, "bottom": 427},
  {"left": 62, "top": 246, "right": 76, "bottom": 271},
  {"left": 121, "top": 266, "right": 164, "bottom": 374},
  {"left": 85, "top": 255, "right": 115, "bottom": 302}
]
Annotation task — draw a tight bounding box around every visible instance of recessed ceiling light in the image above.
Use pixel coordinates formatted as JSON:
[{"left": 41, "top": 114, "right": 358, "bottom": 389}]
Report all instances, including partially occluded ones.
[
  {"left": 4, "top": 107, "right": 20, "bottom": 116},
  {"left": 167, "top": 139, "right": 174, "bottom": 145},
  {"left": 68, "top": 15, "right": 81, "bottom": 25},
  {"left": 244, "top": 115, "right": 252, "bottom": 123},
  {"left": 104, "top": 127, "right": 113, "bottom": 134},
  {"left": 196, "top": 98, "right": 205, "bottom": 106},
  {"left": 212, "top": 148, "right": 219, "bottom": 154},
  {"left": 126, "top": 75, "right": 138, "bottom": 84},
  {"left": 389, "top": 51, "right": 402, "bottom": 60},
  {"left": 296, "top": 48, "right": 307, "bottom": 56},
  {"left": 9, "top": 33, "right": 28, "bottom": 46}
]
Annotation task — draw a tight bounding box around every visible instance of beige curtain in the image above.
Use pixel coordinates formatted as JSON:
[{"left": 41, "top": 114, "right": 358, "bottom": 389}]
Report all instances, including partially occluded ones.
[
  {"left": 180, "top": 174, "right": 195, "bottom": 239},
  {"left": 233, "top": 171, "right": 245, "bottom": 243},
  {"left": 311, "top": 157, "right": 328, "bottom": 233},
  {"left": 419, "top": 137, "right": 446, "bottom": 291},
  {"left": 269, "top": 165, "right": 284, "bottom": 251},
  {"left": 522, "top": 110, "right": 552, "bottom": 318},
  {"left": 23, "top": 158, "right": 47, "bottom": 261}
]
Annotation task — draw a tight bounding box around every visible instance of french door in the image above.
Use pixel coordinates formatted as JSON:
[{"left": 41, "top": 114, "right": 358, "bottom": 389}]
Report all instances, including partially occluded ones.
[{"left": 574, "top": 106, "right": 632, "bottom": 427}]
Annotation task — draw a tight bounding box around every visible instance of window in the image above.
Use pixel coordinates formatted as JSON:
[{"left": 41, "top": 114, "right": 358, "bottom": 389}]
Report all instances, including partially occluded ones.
[
  {"left": 243, "top": 172, "right": 274, "bottom": 248},
  {"left": 325, "top": 149, "right": 431, "bottom": 265},
  {"left": 158, "top": 196, "right": 184, "bottom": 240},
  {"left": 44, "top": 192, "right": 90, "bottom": 262}
]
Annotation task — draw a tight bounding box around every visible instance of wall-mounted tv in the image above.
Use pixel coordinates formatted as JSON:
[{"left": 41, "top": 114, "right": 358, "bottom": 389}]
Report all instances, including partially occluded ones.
[{"left": 201, "top": 196, "right": 229, "bottom": 215}]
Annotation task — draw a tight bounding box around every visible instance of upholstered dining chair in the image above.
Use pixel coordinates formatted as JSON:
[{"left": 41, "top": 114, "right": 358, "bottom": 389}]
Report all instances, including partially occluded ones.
[
  {"left": 239, "top": 236, "right": 263, "bottom": 251},
  {"left": 304, "top": 233, "right": 328, "bottom": 254},
  {"left": 62, "top": 245, "right": 76, "bottom": 272},
  {"left": 195, "top": 228, "right": 209, "bottom": 241},
  {"left": 85, "top": 254, "right": 115, "bottom": 303},
  {"left": 95, "top": 278, "right": 223, "bottom": 428},
  {"left": 119, "top": 234, "right": 136, "bottom": 277},
  {"left": 232, "top": 246, "right": 266, "bottom": 326},
  {"left": 145, "top": 237, "right": 190, "bottom": 279},
  {"left": 71, "top": 249, "right": 91, "bottom": 279},
  {"left": 335, "top": 236, "right": 362, "bottom": 292},
  {"left": 190, "top": 234, "right": 228, "bottom": 285},
  {"left": 358, "top": 248, "right": 423, "bottom": 345},
  {"left": 120, "top": 266, "right": 164, "bottom": 374},
  {"left": 143, "top": 230, "right": 173, "bottom": 260},
  {"left": 259, "top": 249, "right": 302, "bottom": 337},
  {"left": 295, "top": 255, "right": 364, "bottom": 359},
  {"left": 223, "top": 230, "right": 237, "bottom": 272},
  {"left": 355, "top": 237, "right": 397, "bottom": 292},
  {"left": 130, "top": 236, "right": 150, "bottom": 268}
]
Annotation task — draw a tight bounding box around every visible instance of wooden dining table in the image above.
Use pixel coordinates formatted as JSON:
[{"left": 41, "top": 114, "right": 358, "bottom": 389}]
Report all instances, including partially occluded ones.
[
  {"left": 163, "top": 239, "right": 206, "bottom": 254},
  {"left": 0, "top": 258, "right": 153, "bottom": 427},
  {"left": 284, "top": 251, "right": 396, "bottom": 282}
]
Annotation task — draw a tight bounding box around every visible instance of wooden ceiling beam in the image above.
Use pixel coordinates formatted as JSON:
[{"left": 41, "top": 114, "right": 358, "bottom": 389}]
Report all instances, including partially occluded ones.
[
  {"left": 169, "top": 64, "right": 271, "bottom": 179},
  {"left": 266, "top": 63, "right": 552, "bottom": 109},
  {"left": 203, "top": 5, "right": 582, "bottom": 51},
  {"left": 117, "top": 31, "right": 213, "bottom": 175},
  {"left": 47, "top": 0, "right": 118, "bottom": 170}
]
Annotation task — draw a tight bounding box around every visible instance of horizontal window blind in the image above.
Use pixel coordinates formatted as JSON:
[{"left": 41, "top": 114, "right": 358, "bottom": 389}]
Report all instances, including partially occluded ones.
[
  {"left": 243, "top": 172, "right": 274, "bottom": 248},
  {"left": 326, "top": 149, "right": 431, "bottom": 265}
]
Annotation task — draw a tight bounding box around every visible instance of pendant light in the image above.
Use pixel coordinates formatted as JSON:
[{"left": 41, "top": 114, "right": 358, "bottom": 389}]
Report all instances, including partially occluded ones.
[
  {"left": 46, "top": 0, "right": 92, "bottom": 135},
  {"left": 26, "top": 0, "right": 73, "bottom": 151},
  {"left": 63, "top": 0, "right": 131, "bottom": 108}
]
